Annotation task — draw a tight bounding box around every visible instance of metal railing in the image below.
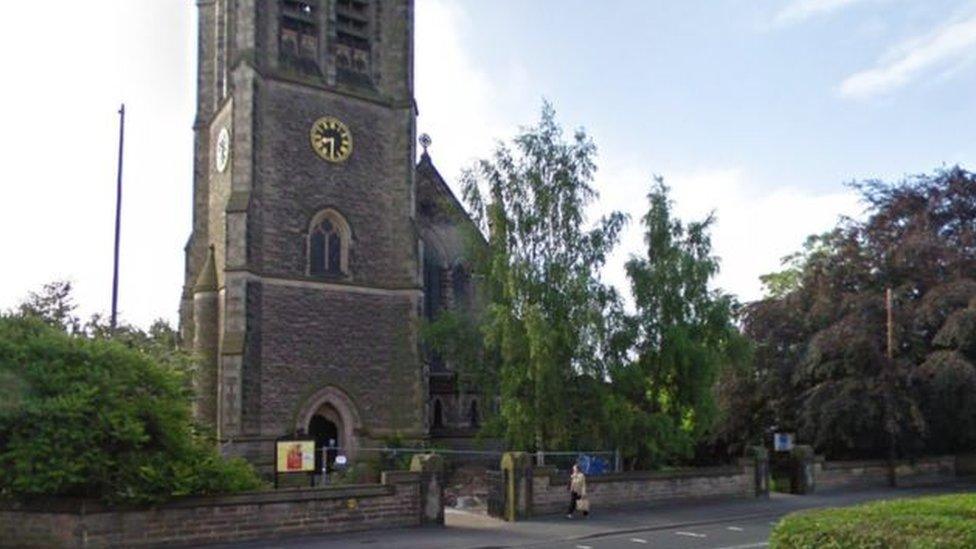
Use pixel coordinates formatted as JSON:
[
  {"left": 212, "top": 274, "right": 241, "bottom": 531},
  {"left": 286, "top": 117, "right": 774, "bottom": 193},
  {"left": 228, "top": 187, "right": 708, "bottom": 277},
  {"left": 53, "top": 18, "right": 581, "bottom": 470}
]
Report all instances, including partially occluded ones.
[
  {"left": 273, "top": 445, "right": 623, "bottom": 489},
  {"left": 312, "top": 446, "right": 621, "bottom": 474},
  {"left": 532, "top": 450, "right": 621, "bottom": 474}
]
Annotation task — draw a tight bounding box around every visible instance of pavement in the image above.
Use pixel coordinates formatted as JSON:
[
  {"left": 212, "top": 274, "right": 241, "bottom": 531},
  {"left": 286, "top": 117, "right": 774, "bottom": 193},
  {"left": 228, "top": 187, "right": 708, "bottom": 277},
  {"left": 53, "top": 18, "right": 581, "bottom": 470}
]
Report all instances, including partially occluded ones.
[{"left": 220, "top": 482, "right": 975, "bottom": 549}]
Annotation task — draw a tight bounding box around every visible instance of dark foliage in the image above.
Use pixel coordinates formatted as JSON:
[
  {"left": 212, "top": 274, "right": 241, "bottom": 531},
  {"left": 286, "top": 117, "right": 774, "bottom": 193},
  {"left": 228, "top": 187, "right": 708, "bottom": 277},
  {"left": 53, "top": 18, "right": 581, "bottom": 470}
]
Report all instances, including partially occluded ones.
[{"left": 719, "top": 167, "right": 976, "bottom": 459}]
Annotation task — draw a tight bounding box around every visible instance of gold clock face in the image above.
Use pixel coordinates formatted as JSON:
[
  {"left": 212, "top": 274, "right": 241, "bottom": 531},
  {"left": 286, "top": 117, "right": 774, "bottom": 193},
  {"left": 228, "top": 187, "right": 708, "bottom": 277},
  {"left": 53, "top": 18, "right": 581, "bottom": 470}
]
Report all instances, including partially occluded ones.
[{"left": 310, "top": 117, "right": 353, "bottom": 163}]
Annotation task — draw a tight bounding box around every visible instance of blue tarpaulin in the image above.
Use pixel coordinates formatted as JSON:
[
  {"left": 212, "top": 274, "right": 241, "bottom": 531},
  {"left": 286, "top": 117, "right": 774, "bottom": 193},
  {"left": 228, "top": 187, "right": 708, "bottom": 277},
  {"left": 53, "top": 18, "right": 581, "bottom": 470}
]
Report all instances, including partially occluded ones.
[{"left": 577, "top": 454, "right": 609, "bottom": 475}]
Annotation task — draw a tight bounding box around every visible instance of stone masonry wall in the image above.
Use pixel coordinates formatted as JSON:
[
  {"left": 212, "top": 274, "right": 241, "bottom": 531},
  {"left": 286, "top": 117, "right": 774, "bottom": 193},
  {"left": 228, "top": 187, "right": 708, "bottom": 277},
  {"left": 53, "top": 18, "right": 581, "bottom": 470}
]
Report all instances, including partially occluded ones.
[
  {"left": 531, "top": 463, "right": 755, "bottom": 516},
  {"left": 814, "top": 456, "right": 956, "bottom": 490},
  {"left": 251, "top": 78, "right": 417, "bottom": 288},
  {"left": 258, "top": 283, "right": 424, "bottom": 438},
  {"left": 0, "top": 472, "right": 421, "bottom": 548},
  {"left": 814, "top": 459, "right": 890, "bottom": 490},
  {"left": 893, "top": 455, "right": 956, "bottom": 487}
]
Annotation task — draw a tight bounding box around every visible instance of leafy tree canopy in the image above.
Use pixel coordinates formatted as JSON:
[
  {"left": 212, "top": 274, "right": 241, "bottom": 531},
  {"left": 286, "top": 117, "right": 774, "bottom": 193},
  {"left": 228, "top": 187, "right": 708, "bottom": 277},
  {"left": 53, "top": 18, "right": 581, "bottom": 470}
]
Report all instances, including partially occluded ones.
[
  {"left": 427, "top": 106, "right": 747, "bottom": 469},
  {"left": 0, "top": 283, "right": 262, "bottom": 504},
  {"left": 455, "top": 101, "right": 626, "bottom": 452},
  {"left": 612, "top": 178, "right": 750, "bottom": 468},
  {"left": 725, "top": 167, "right": 976, "bottom": 459}
]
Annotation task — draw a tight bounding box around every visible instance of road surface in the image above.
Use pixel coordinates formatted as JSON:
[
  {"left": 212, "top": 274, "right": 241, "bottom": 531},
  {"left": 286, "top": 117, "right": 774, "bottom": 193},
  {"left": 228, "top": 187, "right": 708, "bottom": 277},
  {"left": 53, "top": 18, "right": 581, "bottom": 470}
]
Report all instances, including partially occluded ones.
[{"left": 220, "top": 482, "right": 973, "bottom": 548}]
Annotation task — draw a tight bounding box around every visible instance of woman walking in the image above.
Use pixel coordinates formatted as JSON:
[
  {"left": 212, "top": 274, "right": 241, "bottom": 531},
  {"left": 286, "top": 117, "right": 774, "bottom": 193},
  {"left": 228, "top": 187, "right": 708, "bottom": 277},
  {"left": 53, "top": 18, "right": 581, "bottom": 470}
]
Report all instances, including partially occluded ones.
[{"left": 566, "top": 464, "right": 589, "bottom": 518}]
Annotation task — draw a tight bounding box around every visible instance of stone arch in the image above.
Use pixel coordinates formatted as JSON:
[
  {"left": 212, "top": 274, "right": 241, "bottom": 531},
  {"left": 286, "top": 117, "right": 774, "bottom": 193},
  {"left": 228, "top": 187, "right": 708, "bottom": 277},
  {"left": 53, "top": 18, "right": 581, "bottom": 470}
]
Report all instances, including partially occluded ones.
[
  {"left": 295, "top": 385, "right": 362, "bottom": 459},
  {"left": 420, "top": 231, "right": 450, "bottom": 268}
]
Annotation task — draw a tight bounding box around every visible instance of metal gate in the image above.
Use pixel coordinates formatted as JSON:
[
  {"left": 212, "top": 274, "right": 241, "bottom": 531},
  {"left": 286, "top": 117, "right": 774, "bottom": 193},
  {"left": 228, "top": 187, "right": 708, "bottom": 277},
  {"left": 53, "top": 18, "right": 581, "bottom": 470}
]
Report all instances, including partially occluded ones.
[{"left": 486, "top": 469, "right": 505, "bottom": 519}]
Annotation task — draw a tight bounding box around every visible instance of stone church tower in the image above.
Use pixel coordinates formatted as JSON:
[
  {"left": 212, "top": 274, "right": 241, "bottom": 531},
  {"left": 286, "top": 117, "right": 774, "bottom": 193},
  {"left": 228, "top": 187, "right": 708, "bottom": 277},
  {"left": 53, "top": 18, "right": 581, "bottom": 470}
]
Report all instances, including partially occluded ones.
[
  {"left": 182, "top": 0, "right": 486, "bottom": 468},
  {"left": 180, "top": 0, "right": 432, "bottom": 466}
]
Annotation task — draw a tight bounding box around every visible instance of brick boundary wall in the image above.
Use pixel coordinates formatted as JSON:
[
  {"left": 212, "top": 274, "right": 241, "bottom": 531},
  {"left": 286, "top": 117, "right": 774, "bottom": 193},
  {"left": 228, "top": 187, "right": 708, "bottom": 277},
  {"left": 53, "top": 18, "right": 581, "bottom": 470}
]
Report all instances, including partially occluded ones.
[
  {"left": 815, "top": 455, "right": 957, "bottom": 491},
  {"left": 530, "top": 461, "right": 756, "bottom": 516},
  {"left": 0, "top": 471, "right": 423, "bottom": 548}
]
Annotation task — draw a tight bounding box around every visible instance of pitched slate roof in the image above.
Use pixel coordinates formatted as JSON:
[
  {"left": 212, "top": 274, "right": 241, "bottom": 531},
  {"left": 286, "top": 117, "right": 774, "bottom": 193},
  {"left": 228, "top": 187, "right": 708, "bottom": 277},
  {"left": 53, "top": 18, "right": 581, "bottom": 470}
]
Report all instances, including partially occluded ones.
[{"left": 415, "top": 152, "right": 483, "bottom": 240}]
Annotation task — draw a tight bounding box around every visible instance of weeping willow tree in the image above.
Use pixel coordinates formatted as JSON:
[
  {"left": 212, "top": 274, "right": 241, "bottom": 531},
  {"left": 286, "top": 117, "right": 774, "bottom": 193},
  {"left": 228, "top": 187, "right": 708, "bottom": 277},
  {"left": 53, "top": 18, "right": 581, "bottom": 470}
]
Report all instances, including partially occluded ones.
[{"left": 456, "top": 102, "right": 626, "bottom": 452}]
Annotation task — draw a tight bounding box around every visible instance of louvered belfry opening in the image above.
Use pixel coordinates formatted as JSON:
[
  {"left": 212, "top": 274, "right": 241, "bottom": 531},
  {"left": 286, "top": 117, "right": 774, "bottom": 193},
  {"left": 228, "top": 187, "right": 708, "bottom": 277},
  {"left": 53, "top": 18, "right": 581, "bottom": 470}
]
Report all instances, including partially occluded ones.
[
  {"left": 335, "top": 0, "right": 372, "bottom": 84},
  {"left": 280, "top": 0, "right": 321, "bottom": 75}
]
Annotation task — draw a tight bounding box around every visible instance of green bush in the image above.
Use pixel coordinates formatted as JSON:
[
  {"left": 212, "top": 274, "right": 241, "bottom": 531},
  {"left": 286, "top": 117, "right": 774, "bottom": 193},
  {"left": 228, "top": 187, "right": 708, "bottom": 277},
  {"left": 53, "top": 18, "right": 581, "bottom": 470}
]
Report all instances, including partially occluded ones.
[
  {"left": 0, "top": 316, "right": 262, "bottom": 504},
  {"left": 771, "top": 494, "right": 976, "bottom": 548},
  {"left": 330, "top": 462, "right": 378, "bottom": 485}
]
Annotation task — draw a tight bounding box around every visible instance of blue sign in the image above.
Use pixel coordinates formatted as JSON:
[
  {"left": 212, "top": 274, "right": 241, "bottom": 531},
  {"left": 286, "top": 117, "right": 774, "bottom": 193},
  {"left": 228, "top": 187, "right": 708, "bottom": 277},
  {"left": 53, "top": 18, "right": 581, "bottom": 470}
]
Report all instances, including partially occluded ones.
[{"left": 774, "top": 433, "right": 794, "bottom": 452}]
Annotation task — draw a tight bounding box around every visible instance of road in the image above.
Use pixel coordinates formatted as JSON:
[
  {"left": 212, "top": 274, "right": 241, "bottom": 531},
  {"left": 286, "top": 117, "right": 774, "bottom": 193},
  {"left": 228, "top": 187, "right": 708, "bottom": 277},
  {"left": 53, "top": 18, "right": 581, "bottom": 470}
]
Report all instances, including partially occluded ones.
[
  {"left": 221, "top": 482, "right": 974, "bottom": 549},
  {"left": 527, "top": 513, "right": 782, "bottom": 549}
]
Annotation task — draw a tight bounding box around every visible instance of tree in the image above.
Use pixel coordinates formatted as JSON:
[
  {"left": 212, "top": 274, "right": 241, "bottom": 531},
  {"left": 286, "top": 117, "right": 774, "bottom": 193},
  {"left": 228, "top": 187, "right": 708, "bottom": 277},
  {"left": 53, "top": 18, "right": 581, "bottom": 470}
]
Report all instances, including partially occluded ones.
[
  {"left": 729, "top": 167, "right": 976, "bottom": 459},
  {"left": 612, "top": 178, "right": 749, "bottom": 468},
  {"left": 16, "top": 280, "right": 81, "bottom": 334},
  {"left": 459, "top": 102, "right": 626, "bottom": 452}
]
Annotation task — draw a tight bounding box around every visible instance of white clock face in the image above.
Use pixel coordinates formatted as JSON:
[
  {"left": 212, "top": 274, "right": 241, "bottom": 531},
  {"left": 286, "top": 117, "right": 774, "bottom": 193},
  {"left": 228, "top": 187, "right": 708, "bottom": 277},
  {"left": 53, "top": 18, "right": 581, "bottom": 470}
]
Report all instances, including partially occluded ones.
[{"left": 215, "top": 127, "right": 231, "bottom": 173}]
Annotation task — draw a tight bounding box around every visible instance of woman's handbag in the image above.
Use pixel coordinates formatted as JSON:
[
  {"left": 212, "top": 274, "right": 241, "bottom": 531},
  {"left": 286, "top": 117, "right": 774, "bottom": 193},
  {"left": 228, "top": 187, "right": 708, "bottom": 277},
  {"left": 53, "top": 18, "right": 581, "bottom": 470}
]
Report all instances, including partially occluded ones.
[{"left": 577, "top": 496, "right": 590, "bottom": 513}]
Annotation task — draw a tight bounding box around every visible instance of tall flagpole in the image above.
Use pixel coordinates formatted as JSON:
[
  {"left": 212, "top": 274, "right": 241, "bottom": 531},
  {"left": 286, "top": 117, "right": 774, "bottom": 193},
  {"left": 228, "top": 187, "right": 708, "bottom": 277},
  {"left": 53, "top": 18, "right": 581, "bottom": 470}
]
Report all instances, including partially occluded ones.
[{"left": 111, "top": 104, "right": 125, "bottom": 332}]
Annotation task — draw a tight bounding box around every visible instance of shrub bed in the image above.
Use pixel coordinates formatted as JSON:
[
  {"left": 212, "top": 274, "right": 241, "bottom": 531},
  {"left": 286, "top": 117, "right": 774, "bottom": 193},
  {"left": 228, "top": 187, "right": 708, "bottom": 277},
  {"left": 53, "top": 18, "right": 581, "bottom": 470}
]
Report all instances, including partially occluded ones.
[{"left": 771, "top": 493, "right": 976, "bottom": 548}]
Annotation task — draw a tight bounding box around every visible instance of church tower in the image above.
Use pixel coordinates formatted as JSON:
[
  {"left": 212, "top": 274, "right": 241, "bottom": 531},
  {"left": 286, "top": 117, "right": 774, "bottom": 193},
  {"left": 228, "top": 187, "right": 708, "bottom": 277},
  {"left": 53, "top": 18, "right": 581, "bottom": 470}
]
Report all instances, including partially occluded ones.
[{"left": 180, "top": 0, "right": 425, "bottom": 464}]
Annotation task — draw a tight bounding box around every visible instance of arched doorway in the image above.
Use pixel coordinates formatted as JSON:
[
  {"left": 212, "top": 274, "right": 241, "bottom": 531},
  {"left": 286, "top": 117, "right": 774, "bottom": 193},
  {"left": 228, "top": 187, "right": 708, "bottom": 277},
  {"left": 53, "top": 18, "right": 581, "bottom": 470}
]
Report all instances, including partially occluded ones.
[
  {"left": 295, "top": 385, "right": 362, "bottom": 460},
  {"left": 308, "top": 413, "right": 339, "bottom": 472}
]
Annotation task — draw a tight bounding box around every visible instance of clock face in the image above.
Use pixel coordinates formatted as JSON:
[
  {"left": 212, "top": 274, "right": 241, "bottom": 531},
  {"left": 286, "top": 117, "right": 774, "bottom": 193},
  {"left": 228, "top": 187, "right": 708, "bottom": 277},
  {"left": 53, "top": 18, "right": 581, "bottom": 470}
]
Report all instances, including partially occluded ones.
[
  {"left": 215, "top": 127, "right": 231, "bottom": 173},
  {"left": 310, "top": 117, "right": 353, "bottom": 163}
]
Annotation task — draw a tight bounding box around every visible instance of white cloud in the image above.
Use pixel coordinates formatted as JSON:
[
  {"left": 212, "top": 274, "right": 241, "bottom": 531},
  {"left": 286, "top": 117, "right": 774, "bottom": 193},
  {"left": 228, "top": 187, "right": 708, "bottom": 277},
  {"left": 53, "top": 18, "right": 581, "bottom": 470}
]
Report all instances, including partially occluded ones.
[
  {"left": 839, "top": 12, "right": 976, "bottom": 99},
  {"left": 773, "top": 0, "right": 872, "bottom": 26},
  {"left": 596, "top": 166, "right": 862, "bottom": 306}
]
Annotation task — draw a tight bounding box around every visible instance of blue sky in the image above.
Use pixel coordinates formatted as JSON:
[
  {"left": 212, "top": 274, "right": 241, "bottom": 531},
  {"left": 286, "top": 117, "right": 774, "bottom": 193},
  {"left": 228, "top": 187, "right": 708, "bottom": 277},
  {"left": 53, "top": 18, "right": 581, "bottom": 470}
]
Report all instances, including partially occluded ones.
[
  {"left": 417, "top": 0, "right": 976, "bottom": 309},
  {"left": 428, "top": 0, "right": 976, "bottom": 187},
  {"left": 1, "top": 0, "right": 974, "bottom": 326}
]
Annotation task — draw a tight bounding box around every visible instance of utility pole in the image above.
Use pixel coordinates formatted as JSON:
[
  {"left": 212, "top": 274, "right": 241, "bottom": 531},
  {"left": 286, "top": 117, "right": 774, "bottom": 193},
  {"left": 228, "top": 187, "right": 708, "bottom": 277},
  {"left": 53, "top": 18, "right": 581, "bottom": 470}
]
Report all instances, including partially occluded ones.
[
  {"left": 886, "top": 288, "right": 894, "bottom": 362},
  {"left": 884, "top": 287, "right": 897, "bottom": 486},
  {"left": 111, "top": 104, "right": 125, "bottom": 332}
]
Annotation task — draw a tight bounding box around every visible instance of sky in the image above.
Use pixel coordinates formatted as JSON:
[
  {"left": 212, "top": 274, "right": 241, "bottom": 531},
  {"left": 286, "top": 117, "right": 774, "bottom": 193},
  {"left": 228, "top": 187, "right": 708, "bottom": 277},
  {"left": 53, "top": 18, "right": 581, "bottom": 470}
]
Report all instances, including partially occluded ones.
[{"left": 0, "top": 0, "right": 974, "bottom": 328}]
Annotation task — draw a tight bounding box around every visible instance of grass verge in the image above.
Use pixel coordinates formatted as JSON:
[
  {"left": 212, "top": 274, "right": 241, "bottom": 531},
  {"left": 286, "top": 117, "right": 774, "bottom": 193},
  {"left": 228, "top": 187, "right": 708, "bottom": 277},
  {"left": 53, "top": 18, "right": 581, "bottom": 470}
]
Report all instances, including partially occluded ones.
[{"left": 770, "top": 493, "right": 976, "bottom": 548}]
